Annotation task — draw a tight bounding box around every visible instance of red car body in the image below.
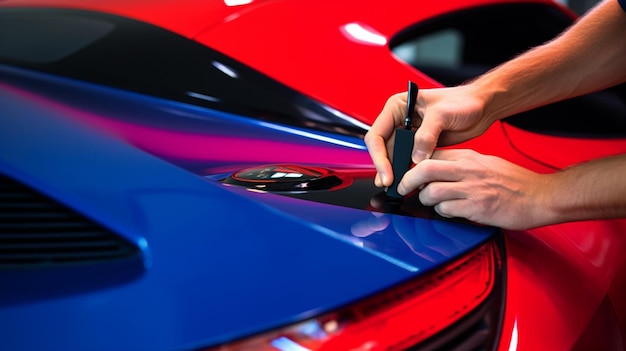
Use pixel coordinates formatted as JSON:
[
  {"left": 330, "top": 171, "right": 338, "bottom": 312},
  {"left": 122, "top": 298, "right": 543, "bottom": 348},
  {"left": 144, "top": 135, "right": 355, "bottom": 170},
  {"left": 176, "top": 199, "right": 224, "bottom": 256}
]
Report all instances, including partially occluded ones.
[{"left": 3, "top": 0, "right": 626, "bottom": 350}]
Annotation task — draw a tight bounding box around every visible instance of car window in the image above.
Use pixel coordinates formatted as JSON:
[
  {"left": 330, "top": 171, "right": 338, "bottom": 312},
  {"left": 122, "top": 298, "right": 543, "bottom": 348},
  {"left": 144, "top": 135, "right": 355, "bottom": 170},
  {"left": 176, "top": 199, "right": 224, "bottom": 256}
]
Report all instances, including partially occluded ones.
[
  {"left": 394, "top": 29, "right": 462, "bottom": 73},
  {"left": 0, "top": 12, "right": 114, "bottom": 64},
  {"left": 0, "top": 8, "right": 367, "bottom": 137},
  {"left": 391, "top": 3, "right": 626, "bottom": 138}
]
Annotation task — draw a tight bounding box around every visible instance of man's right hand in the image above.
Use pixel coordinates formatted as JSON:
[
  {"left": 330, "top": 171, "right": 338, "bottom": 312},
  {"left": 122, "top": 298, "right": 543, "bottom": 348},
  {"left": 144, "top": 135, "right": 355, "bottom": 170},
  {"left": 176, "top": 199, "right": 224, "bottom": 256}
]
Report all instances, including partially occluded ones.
[{"left": 364, "top": 84, "right": 495, "bottom": 189}]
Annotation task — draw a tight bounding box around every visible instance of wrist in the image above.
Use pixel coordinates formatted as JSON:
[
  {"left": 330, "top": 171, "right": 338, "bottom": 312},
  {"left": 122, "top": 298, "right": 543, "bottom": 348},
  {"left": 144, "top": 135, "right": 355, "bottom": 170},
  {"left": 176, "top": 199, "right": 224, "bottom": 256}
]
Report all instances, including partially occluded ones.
[
  {"left": 466, "top": 78, "right": 506, "bottom": 125},
  {"left": 534, "top": 172, "right": 572, "bottom": 227},
  {"left": 538, "top": 169, "right": 602, "bottom": 226}
]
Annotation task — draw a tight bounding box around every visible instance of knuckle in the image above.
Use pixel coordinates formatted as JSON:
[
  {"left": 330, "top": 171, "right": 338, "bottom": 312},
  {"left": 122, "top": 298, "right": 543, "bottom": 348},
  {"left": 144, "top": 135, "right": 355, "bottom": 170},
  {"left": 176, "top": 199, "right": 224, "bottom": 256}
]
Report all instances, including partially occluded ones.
[
  {"left": 386, "top": 93, "right": 405, "bottom": 108},
  {"left": 363, "top": 132, "right": 376, "bottom": 146},
  {"left": 416, "top": 159, "right": 437, "bottom": 174},
  {"left": 419, "top": 130, "right": 439, "bottom": 146}
]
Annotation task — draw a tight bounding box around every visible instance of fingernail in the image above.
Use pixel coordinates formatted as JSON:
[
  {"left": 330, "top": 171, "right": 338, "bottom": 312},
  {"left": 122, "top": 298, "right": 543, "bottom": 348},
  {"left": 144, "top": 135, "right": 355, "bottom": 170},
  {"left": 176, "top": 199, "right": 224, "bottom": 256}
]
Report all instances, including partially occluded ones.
[
  {"left": 397, "top": 183, "right": 406, "bottom": 196},
  {"left": 412, "top": 149, "right": 428, "bottom": 163},
  {"left": 380, "top": 172, "right": 388, "bottom": 186}
]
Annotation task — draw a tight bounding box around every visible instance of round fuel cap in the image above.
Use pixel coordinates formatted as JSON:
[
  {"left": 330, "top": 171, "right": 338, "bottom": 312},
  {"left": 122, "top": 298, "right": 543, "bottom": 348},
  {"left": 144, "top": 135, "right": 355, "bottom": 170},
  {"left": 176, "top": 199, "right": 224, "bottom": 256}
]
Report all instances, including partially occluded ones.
[{"left": 223, "top": 164, "right": 344, "bottom": 192}]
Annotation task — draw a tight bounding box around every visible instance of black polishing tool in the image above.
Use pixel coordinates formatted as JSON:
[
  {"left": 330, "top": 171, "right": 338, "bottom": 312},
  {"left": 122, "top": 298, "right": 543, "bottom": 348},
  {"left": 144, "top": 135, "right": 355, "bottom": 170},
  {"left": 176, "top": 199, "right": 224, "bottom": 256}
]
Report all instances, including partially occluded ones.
[{"left": 386, "top": 81, "right": 418, "bottom": 199}]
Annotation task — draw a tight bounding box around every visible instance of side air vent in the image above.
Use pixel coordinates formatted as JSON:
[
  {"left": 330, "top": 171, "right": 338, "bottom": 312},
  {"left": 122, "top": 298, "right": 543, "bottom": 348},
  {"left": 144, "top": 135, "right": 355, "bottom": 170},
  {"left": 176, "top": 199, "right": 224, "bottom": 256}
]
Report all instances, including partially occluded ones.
[{"left": 0, "top": 174, "right": 140, "bottom": 269}]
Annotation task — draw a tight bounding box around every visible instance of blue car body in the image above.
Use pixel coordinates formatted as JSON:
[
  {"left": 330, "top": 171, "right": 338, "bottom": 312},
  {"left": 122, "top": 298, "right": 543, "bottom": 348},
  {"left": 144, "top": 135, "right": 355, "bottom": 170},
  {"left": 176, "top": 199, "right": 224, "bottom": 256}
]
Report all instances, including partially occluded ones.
[
  {"left": 0, "top": 6, "right": 503, "bottom": 350},
  {"left": 0, "top": 65, "right": 500, "bottom": 350}
]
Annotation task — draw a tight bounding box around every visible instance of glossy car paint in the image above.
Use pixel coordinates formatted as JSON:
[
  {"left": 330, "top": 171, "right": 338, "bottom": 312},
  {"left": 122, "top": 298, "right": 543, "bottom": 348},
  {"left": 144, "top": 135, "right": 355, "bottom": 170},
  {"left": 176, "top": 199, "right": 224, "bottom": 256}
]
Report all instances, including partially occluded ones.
[
  {"left": 0, "top": 65, "right": 372, "bottom": 168},
  {"left": 6, "top": 0, "right": 619, "bottom": 167},
  {"left": 0, "top": 73, "right": 498, "bottom": 350},
  {"left": 199, "top": 2, "right": 626, "bottom": 350},
  {"left": 1, "top": 0, "right": 625, "bottom": 350}
]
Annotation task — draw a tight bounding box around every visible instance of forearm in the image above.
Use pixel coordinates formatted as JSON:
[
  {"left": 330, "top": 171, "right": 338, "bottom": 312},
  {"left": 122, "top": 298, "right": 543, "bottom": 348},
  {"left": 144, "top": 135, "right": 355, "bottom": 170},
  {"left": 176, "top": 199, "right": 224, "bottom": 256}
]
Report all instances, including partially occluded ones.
[
  {"left": 542, "top": 154, "right": 626, "bottom": 224},
  {"left": 472, "top": 0, "right": 626, "bottom": 122}
]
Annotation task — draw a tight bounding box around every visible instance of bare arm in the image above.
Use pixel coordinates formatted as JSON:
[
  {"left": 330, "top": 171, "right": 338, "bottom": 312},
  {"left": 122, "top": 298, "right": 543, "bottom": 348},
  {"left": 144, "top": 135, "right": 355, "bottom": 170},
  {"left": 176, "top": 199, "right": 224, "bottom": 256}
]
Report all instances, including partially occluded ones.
[
  {"left": 365, "top": 0, "right": 626, "bottom": 189},
  {"left": 542, "top": 153, "right": 626, "bottom": 224},
  {"left": 364, "top": 0, "right": 626, "bottom": 229},
  {"left": 476, "top": 0, "right": 626, "bottom": 122}
]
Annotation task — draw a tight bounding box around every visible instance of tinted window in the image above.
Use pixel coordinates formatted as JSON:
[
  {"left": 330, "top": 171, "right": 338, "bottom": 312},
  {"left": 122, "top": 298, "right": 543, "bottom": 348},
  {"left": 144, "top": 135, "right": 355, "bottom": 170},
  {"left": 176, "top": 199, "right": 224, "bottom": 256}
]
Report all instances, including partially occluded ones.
[
  {"left": 0, "top": 11, "right": 114, "bottom": 64},
  {"left": 391, "top": 3, "right": 626, "bottom": 138},
  {"left": 0, "top": 8, "right": 367, "bottom": 137}
]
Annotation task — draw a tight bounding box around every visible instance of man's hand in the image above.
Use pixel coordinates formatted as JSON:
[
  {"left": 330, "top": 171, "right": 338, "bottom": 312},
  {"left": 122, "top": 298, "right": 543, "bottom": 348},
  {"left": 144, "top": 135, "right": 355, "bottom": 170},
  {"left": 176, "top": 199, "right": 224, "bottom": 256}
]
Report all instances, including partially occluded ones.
[
  {"left": 364, "top": 85, "right": 494, "bottom": 189},
  {"left": 400, "top": 149, "right": 552, "bottom": 230}
]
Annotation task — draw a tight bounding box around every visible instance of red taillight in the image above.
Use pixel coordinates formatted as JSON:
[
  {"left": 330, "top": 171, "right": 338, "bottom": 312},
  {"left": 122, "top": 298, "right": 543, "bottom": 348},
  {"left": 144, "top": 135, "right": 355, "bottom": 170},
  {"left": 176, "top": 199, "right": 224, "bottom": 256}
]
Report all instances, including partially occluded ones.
[{"left": 206, "top": 242, "right": 498, "bottom": 351}]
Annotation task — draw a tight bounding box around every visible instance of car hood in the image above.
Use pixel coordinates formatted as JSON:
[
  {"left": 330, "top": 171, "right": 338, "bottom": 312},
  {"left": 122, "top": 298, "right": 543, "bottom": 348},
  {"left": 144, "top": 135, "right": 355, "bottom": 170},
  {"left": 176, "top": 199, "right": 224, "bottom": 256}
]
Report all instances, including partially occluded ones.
[{"left": 0, "top": 75, "right": 497, "bottom": 350}]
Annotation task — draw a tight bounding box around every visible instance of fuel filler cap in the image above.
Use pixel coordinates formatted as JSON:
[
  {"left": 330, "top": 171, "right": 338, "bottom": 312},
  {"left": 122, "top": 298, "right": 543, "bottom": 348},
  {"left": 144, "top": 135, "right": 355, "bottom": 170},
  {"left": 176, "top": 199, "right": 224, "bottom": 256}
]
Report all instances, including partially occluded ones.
[{"left": 223, "top": 164, "right": 345, "bottom": 193}]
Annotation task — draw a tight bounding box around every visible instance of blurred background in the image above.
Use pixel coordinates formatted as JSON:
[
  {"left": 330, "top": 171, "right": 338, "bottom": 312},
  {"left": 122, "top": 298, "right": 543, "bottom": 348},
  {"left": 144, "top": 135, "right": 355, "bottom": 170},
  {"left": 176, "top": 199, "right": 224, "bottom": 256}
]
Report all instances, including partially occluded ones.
[{"left": 559, "top": 0, "right": 602, "bottom": 14}]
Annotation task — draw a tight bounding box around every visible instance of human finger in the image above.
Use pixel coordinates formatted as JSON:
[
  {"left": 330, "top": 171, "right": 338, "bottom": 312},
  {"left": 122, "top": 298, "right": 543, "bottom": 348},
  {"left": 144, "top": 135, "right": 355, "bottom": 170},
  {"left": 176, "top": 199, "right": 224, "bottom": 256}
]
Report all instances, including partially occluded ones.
[
  {"left": 430, "top": 148, "right": 476, "bottom": 161},
  {"left": 365, "top": 93, "right": 408, "bottom": 186},
  {"left": 397, "top": 158, "right": 462, "bottom": 195},
  {"left": 433, "top": 199, "right": 470, "bottom": 219},
  {"left": 366, "top": 133, "right": 393, "bottom": 187},
  {"left": 374, "top": 172, "right": 384, "bottom": 188},
  {"left": 411, "top": 113, "right": 443, "bottom": 164},
  {"left": 418, "top": 181, "right": 467, "bottom": 207}
]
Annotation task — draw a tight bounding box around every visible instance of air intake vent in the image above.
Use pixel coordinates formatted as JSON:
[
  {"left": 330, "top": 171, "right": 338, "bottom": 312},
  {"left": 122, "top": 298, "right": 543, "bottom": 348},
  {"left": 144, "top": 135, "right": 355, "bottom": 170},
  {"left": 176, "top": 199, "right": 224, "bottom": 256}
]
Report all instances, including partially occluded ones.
[{"left": 0, "top": 174, "right": 139, "bottom": 269}]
